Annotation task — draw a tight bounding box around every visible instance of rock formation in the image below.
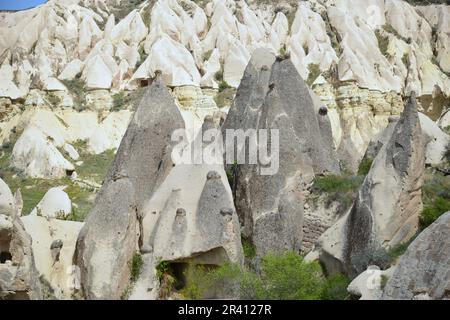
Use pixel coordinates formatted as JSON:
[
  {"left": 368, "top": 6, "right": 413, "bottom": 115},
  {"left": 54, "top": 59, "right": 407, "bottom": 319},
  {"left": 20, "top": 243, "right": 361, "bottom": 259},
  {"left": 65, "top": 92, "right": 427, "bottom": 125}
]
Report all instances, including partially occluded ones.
[
  {"left": 222, "top": 48, "right": 340, "bottom": 256},
  {"left": 0, "top": 178, "right": 42, "bottom": 299},
  {"left": 347, "top": 265, "right": 394, "bottom": 300},
  {"left": 21, "top": 215, "right": 83, "bottom": 299},
  {"left": 74, "top": 75, "right": 185, "bottom": 299},
  {"left": 29, "top": 186, "right": 72, "bottom": 219},
  {"left": 363, "top": 112, "right": 450, "bottom": 166},
  {"left": 383, "top": 211, "right": 450, "bottom": 300},
  {"left": 315, "top": 94, "right": 425, "bottom": 277},
  {"left": 130, "top": 116, "right": 243, "bottom": 299}
]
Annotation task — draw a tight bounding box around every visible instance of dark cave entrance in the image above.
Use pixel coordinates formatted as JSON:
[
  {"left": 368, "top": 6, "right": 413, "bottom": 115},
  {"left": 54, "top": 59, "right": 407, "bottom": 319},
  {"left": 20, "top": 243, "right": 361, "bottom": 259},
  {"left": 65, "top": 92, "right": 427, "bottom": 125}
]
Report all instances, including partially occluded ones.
[
  {"left": 65, "top": 169, "right": 75, "bottom": 177},
  {"left": 139, "top": 79, "right": 150, "bottom": 87},
  {"left": 0, "top": 251, "right": 13, "bottom": 263}
]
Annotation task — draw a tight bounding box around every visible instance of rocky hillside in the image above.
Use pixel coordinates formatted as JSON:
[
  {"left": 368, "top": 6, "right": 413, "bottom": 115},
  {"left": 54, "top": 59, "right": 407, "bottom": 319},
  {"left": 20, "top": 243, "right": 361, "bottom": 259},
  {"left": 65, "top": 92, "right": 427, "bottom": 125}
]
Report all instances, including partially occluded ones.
[{"left": 0, "top": 0, "right": 450, "bottom": 300}]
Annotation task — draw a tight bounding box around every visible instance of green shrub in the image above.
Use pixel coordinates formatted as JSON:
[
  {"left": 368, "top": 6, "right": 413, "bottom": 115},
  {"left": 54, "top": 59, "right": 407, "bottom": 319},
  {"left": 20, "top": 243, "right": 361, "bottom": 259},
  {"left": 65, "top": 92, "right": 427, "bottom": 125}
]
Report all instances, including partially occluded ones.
[
  {"left": 155, "top": 259, "right": 170, "bottom": 281},
  {"left": 375, "top": 30, "right": 390, "bottom": 58},
  {"left": 241, "top": 237, "right": 256, "bottom": 259},
  {"left": 182, "top": 264, "right": 214, "bottom": 300},
  {"left": 420, "top": 169, "right": 450, "bottom": 230},
  {"left": 218, "top": 81, "right": 231, "bottom": 93},
  {"left": 357, "top": 158, "right": 373, "bottom": 176},
  {"left": 259, "top": 252, "right": 324, "bottom": 300},
  {"left": 180, "top": 251, "right": 353, "bottom": 300},
  {"left": 61, "top": 77, "right": 85, "bottom": 110},
  {"left": 214, "top": 70, "right": 224, "bottom": 82},
  {"left": 130, "top": 252, "right": 144, "bottom": 282},
  {"left": 321, "top": 273, "right": 350, "bottom": 300},
  {"left": 313, "top": 175, "right": 364, "bottom": 193},
  {"left": 112, "top": 92, "right": 128, "bottom": 111},
  {"left": 225, "top": 162, "right": 237, "bottom": 187}
]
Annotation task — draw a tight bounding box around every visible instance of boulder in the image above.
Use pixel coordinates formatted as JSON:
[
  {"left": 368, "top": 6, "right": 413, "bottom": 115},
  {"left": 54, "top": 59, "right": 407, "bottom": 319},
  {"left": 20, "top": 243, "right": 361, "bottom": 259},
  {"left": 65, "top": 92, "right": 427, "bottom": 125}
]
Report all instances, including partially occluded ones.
[
  {"left": 383, "top": 211, "right": 450, "bottom": 300},
  {"left": 0, "top": 178, "right": 42, "bottom": 299},
  {"left": 347, "top": 266, "right": 394, "bottom": 300},
  {"left": 316, "top": 94, "right": 425, "bottom": 277},
  {"left": 75, "top": 75, "right": 185, "bottom": 299},
  {"left": 29, "top": 187, "right": 72, "bottom": 219}
]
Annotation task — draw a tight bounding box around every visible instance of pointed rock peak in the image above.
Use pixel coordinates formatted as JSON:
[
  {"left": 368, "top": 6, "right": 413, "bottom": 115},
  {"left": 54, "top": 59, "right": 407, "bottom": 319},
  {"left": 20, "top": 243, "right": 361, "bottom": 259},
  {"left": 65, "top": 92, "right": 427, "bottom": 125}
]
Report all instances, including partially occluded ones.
[{"left": 248, "top": 47, "right": 276, "bottom": 71}]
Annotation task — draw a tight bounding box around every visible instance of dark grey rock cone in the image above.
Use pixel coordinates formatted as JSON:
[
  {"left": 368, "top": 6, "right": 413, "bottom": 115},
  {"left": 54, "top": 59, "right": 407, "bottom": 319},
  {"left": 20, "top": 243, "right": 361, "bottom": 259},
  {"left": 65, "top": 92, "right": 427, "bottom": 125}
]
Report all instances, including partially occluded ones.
[
  {"left": 316, "top": 94, "right": 425, "bottom": 277},
  {"left": 222, "top": 49, "right": 340, "bottom": 256},
  {"left": 74, "top": 76, "right": 185, "bottom": 299},
  {"left": 383, "top": 211, "right": 450, "bottom": 300}
]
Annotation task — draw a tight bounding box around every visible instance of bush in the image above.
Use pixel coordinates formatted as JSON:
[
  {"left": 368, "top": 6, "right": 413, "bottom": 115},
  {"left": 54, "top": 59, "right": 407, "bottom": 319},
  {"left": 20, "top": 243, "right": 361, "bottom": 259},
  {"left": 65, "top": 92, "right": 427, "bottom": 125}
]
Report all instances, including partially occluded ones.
[
  {"left": 420, "top": 169, "right": 450, "bottom": 230},
  {"left": 321, "top": 273, "right": 350, "bottom": 300},
  {"left": 420, "top": 196, "right": 450, "bottom": 229},
  {"left": 61, "top": 77, "right": 85, "bottom": 110},
  {"left": 313, "top": 175, "right": 363, "bottom": 193},
  {"left": 241, "top": 237, "right": 256, "bottom": 259},
  {"left": 375, "top": 30, "right": 390, "bottom": 58},
  {"left": 155, "top": 259, "right": 170, "bottom": 281},
  {"left": 218, "top": 81, "right": 231, "bottom": 93},
  {"left": 182, "top": 264, "right": 215, "bottom": 300},
  {"left": 130, "top": 252, "right": 144, "bottom": 282},
  {"left": 181, "top": 251, "right": 350, "bottom": 300},
  {"left": 357, "top": 158, "right": 373, "bottom": 176},
  {"left": 259, "top": 252, "right": 324, "bottom": 300}
]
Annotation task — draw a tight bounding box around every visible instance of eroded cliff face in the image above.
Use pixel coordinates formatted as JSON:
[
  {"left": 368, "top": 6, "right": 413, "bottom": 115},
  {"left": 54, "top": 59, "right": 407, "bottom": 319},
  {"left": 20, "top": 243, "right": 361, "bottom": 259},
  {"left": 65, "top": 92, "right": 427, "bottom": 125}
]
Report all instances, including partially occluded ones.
[
  {"left": 0, "top": 0, "right": 449, "bottom": 300},
  {"left": 1, "top": 0, "right": 448, "bottom": 174}
]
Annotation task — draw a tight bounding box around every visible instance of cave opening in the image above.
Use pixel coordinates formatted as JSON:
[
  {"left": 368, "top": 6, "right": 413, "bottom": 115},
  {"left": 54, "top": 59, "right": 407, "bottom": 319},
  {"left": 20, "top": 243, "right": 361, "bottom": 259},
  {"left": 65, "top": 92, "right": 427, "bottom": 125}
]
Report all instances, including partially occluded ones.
[
  {"left": 65, "top": 169, "right": 75, "bottom": 177},
  {"left": 0, "top": 251, "right": 13, "bottom": 263}
]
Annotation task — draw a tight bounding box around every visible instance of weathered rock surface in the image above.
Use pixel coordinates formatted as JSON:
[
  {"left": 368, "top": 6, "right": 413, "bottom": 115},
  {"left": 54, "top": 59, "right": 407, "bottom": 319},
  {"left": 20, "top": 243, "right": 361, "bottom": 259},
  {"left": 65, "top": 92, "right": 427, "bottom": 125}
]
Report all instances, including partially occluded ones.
[
  {"left": 347, "top": 265, "right": 394, "bottom": 300},
  {"left": 130, "top": 114, "right": 243, "bottom": 299},
  {"left": 29, "top": 187, "right": 72, "bottom": 219},
  {"left": 383, "top": 211, "right": 450, "bottom": 300},
  {"left": 74, "top": 76, "right": 185, "bottom": 299},
  {"left": 21, "top": 215, "right": 83, "bottom": 300},
  {"left": 222, "top": 49, "right": 339, "bottom": 256},
  {"left": 0, "top": 178, "right": 42, "bottom": 299},
  {"left": 316, "top": 94, "right": 425, "bottom": 277},
  {"left": 363, "top": 112, "right": 450, "bottom": 166}
]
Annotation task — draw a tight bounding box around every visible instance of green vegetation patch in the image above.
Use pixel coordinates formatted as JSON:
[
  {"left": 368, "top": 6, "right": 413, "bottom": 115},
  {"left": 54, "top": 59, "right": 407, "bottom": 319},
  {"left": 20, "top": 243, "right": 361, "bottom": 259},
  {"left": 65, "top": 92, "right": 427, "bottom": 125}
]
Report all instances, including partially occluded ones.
[
  {"left": 420, "top": 168, "right": 450, "bottom": 230},
  {"left": 61, "top": 77, "right": 86, "bottom": 111},
  {"left": 214, "top": 88, "right": 236, "bottom": 108},
  {"left": 311, "top": 173, "right": 365, "bottom": 215},
  {"left": 375, "top": 30, "right": 390, "bottom": 58},
  {"left": 306, "top": 63, "right": 321, "bottom": 86},
  {"left": 112, "top": 88, "right": 146, "bottom": 112},
  {"left": 241, "top": 236, "right": 256, "bottom": 259},
  {"left": 181, "top": 251, "right": 350, "bottom": 300}
]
